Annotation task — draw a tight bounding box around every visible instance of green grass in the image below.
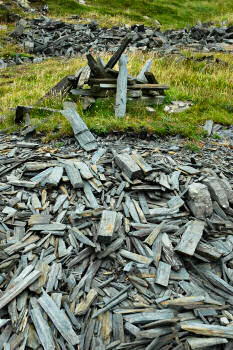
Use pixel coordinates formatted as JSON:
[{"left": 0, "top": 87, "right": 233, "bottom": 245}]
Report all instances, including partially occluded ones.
[
  {"left": 0, "top": 0, "right": 233, "bottom": 144},
  {"left": 30, "top": 0, "right": 233, "bottom": 28},
  {"left": 0, "top": 52, "right": 232, "bottom": 142}
]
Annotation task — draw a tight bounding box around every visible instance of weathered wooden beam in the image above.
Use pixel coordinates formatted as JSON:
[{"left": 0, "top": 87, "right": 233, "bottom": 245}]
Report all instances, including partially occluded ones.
[{"left": 105, "top": 35, "right": 132, "bottom": 69}]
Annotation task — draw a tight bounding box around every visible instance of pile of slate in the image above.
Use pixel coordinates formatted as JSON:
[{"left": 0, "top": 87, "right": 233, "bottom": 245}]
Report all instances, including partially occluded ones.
[
  {"left": 2, "top": 17, "right": 232, "bottom": 67},
  {"left": 0, "top": 126, "right": 233, "bottom": 350}
]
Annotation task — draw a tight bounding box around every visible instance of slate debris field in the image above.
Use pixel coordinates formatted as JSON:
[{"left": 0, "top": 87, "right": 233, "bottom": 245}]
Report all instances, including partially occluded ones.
[
  {"left": 0, "top": 130, "right": 233, "bottom": 349},
  {"left": 1, "top": 17, "right": 233, "bottom": 67}
]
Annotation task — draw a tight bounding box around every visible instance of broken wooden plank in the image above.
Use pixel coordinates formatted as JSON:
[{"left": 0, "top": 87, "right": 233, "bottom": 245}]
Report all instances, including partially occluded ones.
[{"left": 105, "top": 35, "right": 132, "bottom": 69}]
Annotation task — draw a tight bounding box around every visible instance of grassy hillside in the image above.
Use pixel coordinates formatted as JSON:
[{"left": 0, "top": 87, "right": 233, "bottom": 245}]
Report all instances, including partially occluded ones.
[{"left": 34, "top": 0, "right": 233, "bottom": 28}]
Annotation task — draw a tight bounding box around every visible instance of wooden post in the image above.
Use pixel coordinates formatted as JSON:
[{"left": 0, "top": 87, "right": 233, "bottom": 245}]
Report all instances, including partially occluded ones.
[
  {"left": 137, "top": 59, "right": 152, "bottom": 82},
  {"left": 115, "top": 55, "right": 128, "bottom": 118}
]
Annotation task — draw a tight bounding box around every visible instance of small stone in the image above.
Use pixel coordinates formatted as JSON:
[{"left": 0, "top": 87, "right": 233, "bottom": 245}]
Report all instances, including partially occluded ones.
[
  {"left": 187, "top": 182, "right": 213, "bottom": 219},
  {"left": 24, "top": 41, "right": 34, "bottom": 53},
  {"left": 146, "top": 106, "right": 156, "bottom": 114},
  {"left": 0, "top": 59, "right": 7, "bottom": 69},
  {"left": 203, "top": 120, "right": 213, "bottom": 136},
  {"left": 220, "top": 317, "right": 229, "bottom": 326}
]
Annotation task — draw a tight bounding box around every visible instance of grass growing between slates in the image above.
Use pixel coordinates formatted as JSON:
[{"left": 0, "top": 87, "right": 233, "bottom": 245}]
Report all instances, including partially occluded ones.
[{"left": 0, "top": 52, "right": 232, "bottom": 142}]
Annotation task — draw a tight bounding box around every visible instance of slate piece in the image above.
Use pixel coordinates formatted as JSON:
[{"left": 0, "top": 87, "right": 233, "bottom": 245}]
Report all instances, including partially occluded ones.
[
  {"left": 38, "top": 292, "right": 80, "bottom": 345},
  {"left": 155, "top": 261, "right": 171, "bottom": 287},
  {"left": 175, "top": 220, "right": 205, "bottom": 256},
  {"left": 97, "top": 210, "right": 117, "bottom": 243},
  {"left": 114, "top": 153, "right": 142, "bottom": 179},
  {"left": 31, "top": 307, "right": 55, "bottom": 350},
  {"left": 181, "top": 323, "right": 233, "bottom": 338},
  {"left": 188, "top": 182, "right": 213, "bottom": 219},
  {"left": 61, "top": 107, "right": 97, "bottom": 151},
  {"left": 65, "top": 164, "right": 83, "bottom": 188}
]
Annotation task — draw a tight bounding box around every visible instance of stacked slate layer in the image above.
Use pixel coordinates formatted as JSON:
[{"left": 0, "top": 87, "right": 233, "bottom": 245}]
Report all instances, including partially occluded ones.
[
  {"left": 4, "top": 18, "right": 233, "bottom": 64},
  {"left": 0, "top": 131, "right": 233, "bottom": 350}
]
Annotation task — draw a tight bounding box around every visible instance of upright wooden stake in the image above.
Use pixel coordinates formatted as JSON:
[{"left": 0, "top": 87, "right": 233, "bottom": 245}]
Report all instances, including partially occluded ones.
[{"left": 115, "top": 55, "right": 128, "bottom": 118}]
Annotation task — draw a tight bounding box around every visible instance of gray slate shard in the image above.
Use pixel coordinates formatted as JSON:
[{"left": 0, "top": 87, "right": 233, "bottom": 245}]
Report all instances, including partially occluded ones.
[
  {"left": 61, "top": 107, "right": 97, "bottom": 151},
  {"left": 46, "top": 166, "right": 63, "bottom": 187},
  {"left": 187, "top": 182, "right": 213, "bottom": 219},
  {"left": 31, "top": 307, "right": 55, "bottom": 350},
  {"left": 203, "top": 177, "right": 229, "bottom": 209},
  {"left": 114, "top": 153, "right": 142, "bottom": 179},
  {"left": 97, "top": 210, "right": 117, "bottom": 243},
  {"left": 38, "top": 292, "right": 80, "bottom": 345},
  {"left": 175, "top": 220, "right": 205, "bottom": 256},
  {"left": 203, "top": 119, "right": 214, "bottom": 136},
  {"left": 65, "top": 164, "right": 83, "bottom": 188},
  {"left": 155, "top": 261, "right": 171, "bottom": 287}
]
